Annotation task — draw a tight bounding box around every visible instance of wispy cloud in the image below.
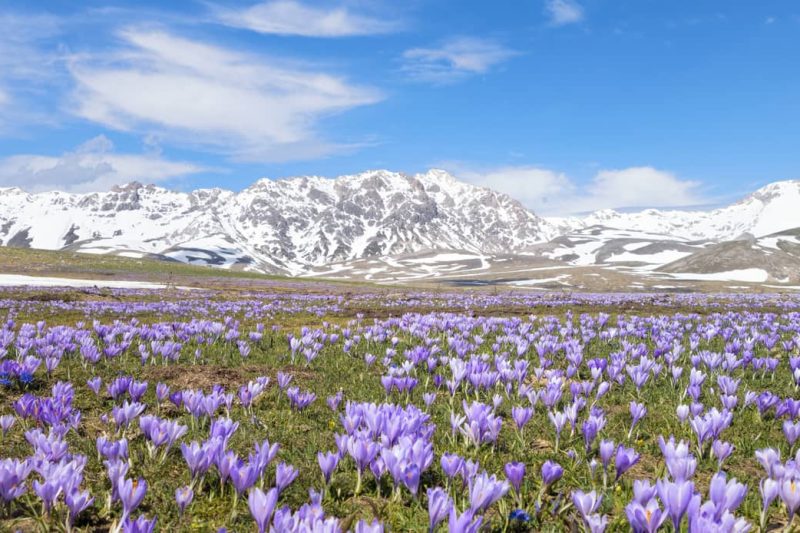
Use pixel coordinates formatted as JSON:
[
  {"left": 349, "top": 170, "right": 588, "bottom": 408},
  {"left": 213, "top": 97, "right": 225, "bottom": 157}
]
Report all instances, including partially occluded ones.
[
  {"left": 67, "top": 28, "right": 383, "bottom": 162},
  {"left": 0, "top": 13, "right": 66, "bottom": 130},
  {"left": 0, "top": 135, "right": 206, "bottom": 193},
  {"left": 545, "top": 0, "right": 584, "bottom": 26},
  {"left": 214, "top": 1, "right": 400, "bottom": 37},
  {"left": 445, "top": 163, "right": 709, "bottom": 215},
  {"left": 401, "top": 37, "right": 517, "bottom": 84}
]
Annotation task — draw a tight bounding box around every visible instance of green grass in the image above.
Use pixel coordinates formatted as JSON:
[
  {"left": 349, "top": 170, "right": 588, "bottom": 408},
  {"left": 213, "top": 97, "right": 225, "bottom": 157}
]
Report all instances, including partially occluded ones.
[{"left": 0, "top": 294, "right": 796, "bottom": 531}]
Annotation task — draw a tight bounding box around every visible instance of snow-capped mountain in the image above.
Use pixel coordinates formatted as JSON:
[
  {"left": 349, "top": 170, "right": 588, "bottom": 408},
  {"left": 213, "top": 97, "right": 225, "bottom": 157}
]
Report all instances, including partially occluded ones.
[
  {"left": 1, "top": 170, "right": 799, "bottom": 287},
  {"left": 575, "top": 180, "right": 800, "bottom": 241},
  {"left": 0, "top": 169, "right": 557, "bottom": 275}
]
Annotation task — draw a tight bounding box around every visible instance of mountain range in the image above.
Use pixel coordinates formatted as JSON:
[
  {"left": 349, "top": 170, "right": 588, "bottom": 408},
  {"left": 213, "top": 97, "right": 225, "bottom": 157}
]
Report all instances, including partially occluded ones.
[{"left": 2, "top": 169, "right": 799, "bottom": 289}]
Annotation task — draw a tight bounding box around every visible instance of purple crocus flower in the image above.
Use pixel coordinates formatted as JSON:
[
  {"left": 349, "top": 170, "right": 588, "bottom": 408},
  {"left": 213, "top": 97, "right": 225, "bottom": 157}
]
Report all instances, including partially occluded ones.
[
  {"left": 181, "top": 441, "right": 213, "bottom": 479},
  {"left": 584, "top": 513, "right": 609, "bottom": 533},
  {"left": 423, "top": 392, "right": 437, "bottom": 407},
  {"left": 615, "top": 445, "right": 640, "bottom": 481},
  {"left": 230, "top": 462, "right": 259, "bottom": 496},
  {"left": 582, "top": 418, "right": 599, "bottom": 452},
  {"left": 711, "top": 440, "right": 734, "bottom": 468},
  {"left": 708, "top": 471, "right": 747, "bottom": 520},
  {"left": 656, "top": 479, "right": 695, "bottom": 530},
  {"left": 65, "top": 489, "right": 94, "bottom": 526},
  {"left": 0, "top": 415, "right": 15, "bottom": 436},
  {"left": 402, "top": 464, "right": 421, "bottom": 496},
  {"left": 448, "top": 506, "right": 482, "bottom": 533},
  {"left": 175, "top": 486, "right": 193, "bottom": 515},
  {"left": 541, "top": 460, "right": 563, "bottom": 487},
  {"left": 785, "top": 421, "right": 800, "bottom": 447},
  {"left": 632, "top": 480, "right": 656, "bottom": 505},
  {"left": 781, "top": 473, "right": 800, "bottom": 523},
  {"left": 327, "top": 391, "right": 343, "bottom": 411},
  {"left": 248, "top": 487, "right": 278, "bottom": 533},
  {"left": 427, "top": 486, "right": 451, "bottom": 533},
  {"left": 626, "top": 497, "right": 666, "bottom": 533},
  {"left": 504, "top": 462, "right": 525, "bottom": 496},
  {"left": 275, "top": 462, "right": 298, "bottom": 493},
  {"left": 659, "top": 436, "right": 696, "bottom": 482},
  {"left": 317, "top": 451, "right": 339, "bottom": 485},
  {"left": 468, "top": 471, "right": 509, "bottom": 513},
  {"left": 0, "top": 458, "right": 31, "bottom": 502},
  {"left": 86, "top": 376, "right": 102, "bottom": 396},
  {"left": 511, "top": 406, "right": 533, "bottom": 432},
  {"left": 760, "top": 477, "right": 779, "bottom": 529},
  {"left": 441, "top": 453, "right": 464, "bottom": 481},
  {"left": 156, "top": 383, "right": 170, "bottom": 403},
  {"left": 117, "top": 477, "right": 147, "bottom": 518},
  {"left": 755, "top": 448, "right": 782, "bottom": 478},
  {"left": 598, "top": 439, "right": 615, "bottom": 473},
  {"left": 628, "top": 401, "right": 647, "bottom": 438},
  {"left": 122, "top": 515, "right": 157, "bottom": 533},
  {"left": 573, "top": 490, "right": 602, "bottom": 521}
]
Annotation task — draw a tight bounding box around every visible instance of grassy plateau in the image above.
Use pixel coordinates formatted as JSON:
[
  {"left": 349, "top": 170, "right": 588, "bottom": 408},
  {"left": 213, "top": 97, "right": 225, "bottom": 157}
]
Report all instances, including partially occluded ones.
[{"left": 0, "top": 282, "right": 799, "bottom": 532}]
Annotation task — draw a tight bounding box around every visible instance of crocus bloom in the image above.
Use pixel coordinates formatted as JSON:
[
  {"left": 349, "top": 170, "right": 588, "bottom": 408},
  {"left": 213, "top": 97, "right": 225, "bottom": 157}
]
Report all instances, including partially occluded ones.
[
  {"left": 708, "top": 471, "right": 747, "bottom": 519},
  {"left": 572, "top": 490, "right": 602, "bottom": 520},
  {"left": 760, "top": 477, "right": 779, "bottom": 512},
  {"left": 0, "top": 415, "right": 14, "bottom": 436},
  {"left": 441, "top": 453, "right": 464, "bottom": 481},
  {"left": 712, "top": 440, "right": 734, "bottom": 468},
  {"left": 626, "top": 497, "right": 666, "bottom": 533},
  {"left": 317, "top": 451, "right": 339, "bottom": 485},
  {"left": 656, "top": 479, "right": 694, "bottom": 530},
  {"left": 541, "top": 460, "right": 563, "bottom": 487},
  {"left": 66, "top": 489, "right": 94, "bottom": 525},
  {"left": 628, "top": 401, "right": 647, "bottom": 437},
  {"left": 117, "top": 477, "right": 147, "bottom": 517},
  {"left": 785, "top": 421, "right": 800, "bottom": 447},
  {"left": 598, "top": 440, "right": 615, "bottom": 473},
  {"left": 248, "top": 487, "right": 278, "bottom": 533},
  {"left": 427, "top": 487, "right": 451, "bottom": 532},
  {"left": 615, "top": 445, "right": 640, "bottom": 481},
  {"left": 504, "top": 462, "right": 525, "bottom": 495},
  {"left": 448, "top": 506, "right": 482, "bottom": 533},
  {"left": 584, "top": 513, "right": 608, "bottom": 533},
  {"left": 275, "top": 462, "right": 298, "bottom": 493},
  {"left": 780, "top": 474, "right": 800, "bottom": 522},
  {"left": 468, "top": 471, "right": 509, "bottom": 513},
  {"left": 175, "top": 486, "right": 193, "bottom": 515}
]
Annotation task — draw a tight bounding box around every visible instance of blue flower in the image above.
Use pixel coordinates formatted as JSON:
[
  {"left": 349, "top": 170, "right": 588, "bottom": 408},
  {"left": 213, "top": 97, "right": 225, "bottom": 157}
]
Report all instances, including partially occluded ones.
[
  {"left": 510, "top": 509, "right": 531, "bottom": 522},
  {"left": 19, "top": 372, "right": 34, "bottom": 385}
]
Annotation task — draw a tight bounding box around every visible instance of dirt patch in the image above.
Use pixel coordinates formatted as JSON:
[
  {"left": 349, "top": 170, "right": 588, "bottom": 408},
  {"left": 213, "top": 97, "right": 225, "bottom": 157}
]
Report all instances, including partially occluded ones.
[{"left": 143, "top": 364, "right": 316, "bottom": 390}]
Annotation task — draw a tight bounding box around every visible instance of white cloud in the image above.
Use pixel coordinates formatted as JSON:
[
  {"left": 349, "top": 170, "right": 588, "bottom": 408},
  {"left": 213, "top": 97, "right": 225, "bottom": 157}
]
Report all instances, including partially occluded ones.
[
  {"left": 449, "top": 164, "right": 709, "bottom": 215},
  {"left": 67, "top": 28, "right": 382, "bottom": 161},
  {"left": 0, "top": 135, "right": 206, "bottom": 193},
  {"left": 545, "top": 0, "right": 584, "bottom": 26},
  {"left": 582, "top": 167, "right": 704, "bottom": 212},
  {"left": 215, "top": 1, "right": 400, "bottom": 37},
  {"left": 402, "top": 37, "right": 517, "bottom": 84},
  {"left": 0, "top": 14, "right": 65, "bottom": 130}
]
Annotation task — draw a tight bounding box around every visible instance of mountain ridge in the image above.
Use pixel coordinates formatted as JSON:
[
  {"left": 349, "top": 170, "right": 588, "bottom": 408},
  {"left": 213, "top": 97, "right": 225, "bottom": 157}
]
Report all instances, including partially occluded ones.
[{"left": 1, "top": 170, "right": 799, "bottom": 285}]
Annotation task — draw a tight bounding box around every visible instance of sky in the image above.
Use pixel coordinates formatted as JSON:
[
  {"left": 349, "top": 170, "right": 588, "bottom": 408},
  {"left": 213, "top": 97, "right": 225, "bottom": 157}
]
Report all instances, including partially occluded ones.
[{"left": 0, "top": 0, "right": 798, "bottom": 215}]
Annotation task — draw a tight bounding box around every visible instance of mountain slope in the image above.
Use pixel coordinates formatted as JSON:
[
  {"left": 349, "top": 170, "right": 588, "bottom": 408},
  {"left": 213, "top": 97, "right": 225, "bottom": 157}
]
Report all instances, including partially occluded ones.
[
  {"left": 577, "top": 180, "right": 800, "bottom": 241},
  {"left": 0, "top": 169, "right": 557, "bottom": 275},
  {"left": 1, "top": 170, "right": 799, "bottom": 286}
]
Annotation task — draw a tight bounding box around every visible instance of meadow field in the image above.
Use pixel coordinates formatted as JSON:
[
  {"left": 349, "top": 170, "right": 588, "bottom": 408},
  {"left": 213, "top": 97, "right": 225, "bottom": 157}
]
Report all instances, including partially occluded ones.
[{"left": 1, "top": 286, "right": 799, "bottom": 532}]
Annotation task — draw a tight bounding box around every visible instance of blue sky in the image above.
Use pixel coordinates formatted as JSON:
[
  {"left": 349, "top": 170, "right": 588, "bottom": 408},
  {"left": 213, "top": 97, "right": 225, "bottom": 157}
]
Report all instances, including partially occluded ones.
[{"left": 0, "top": 1, "right": 798, "bottom": 214}]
